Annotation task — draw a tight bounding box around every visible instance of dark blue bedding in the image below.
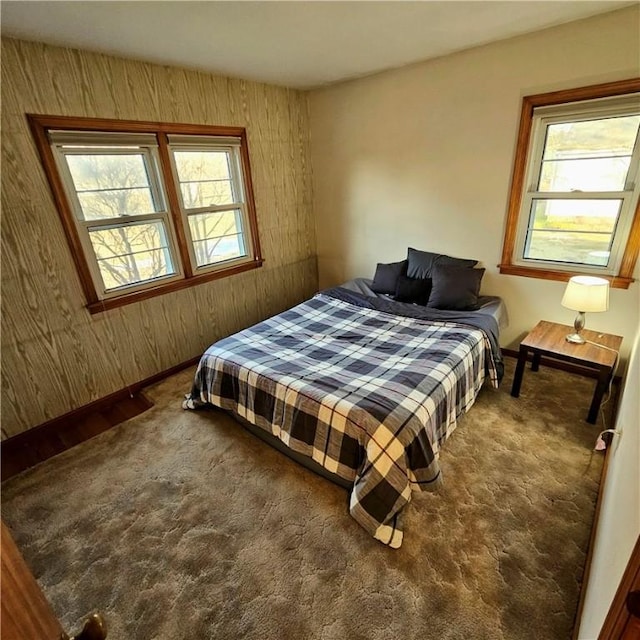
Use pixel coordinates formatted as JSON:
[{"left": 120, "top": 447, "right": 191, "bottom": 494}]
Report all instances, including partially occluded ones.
[{"left": 324, "top": 285, "right": 504, "bottom": 382}]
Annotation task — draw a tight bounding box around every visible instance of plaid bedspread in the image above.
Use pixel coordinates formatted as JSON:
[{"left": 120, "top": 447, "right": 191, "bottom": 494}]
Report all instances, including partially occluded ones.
[{"left": 185, "top": 292, "right": 498, "bottom": 548}]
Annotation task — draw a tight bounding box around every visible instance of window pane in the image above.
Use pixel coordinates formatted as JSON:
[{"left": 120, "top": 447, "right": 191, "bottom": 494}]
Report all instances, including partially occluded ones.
[
  {"left": 77, "top": 187, "right": 155, "bottom": 220},
  {"left": 539, "top": 157, "right": 632, "bottom": 192},
  {"left": 539, "top": 115, "right": 640, "bottom": 192},
  {"left": 187, "top": 210, "right": 247, "bottom": 267},
  {"left": 543, "top": 116, "right": 640, "bottom": 160},
  {"left": 530, "top": 199, "right": 620, "bottom": 232},
  {"left": 524, "top": 199, "right": 621, "bottom": 266},
  {"left": 89, "top": 220, "right": 175, "bottom": 290},
  {"left": 173, "top": 150, "right": 235, "bottom": 208},
  {"left": 524, "top": 229, "right": 612, "bottom": 266},
  {"left": 66, "top": 153, "right": 158, "bottom": 220},
  {"left": 179, "top": 180, "right": 234, "bottom": 208}
]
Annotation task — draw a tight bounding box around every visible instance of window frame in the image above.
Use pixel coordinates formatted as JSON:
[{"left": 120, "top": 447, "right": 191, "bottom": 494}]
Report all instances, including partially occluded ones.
[
  {"left": 167, "top": 136, "right": 255, "bottom": 275},
  {"left": 499, "top": 78, "right": 640, "bottom": 289},
  {"left": 28, "top": 115, "right": 263, "bottom": 312},
  {"left": 50, "top": 136, "right": 185, "bottom": 298}
]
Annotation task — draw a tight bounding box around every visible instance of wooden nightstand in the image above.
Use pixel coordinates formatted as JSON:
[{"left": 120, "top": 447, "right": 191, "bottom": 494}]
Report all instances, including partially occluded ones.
[{"left": 510, "top": 320, "right": 622, "bottom": 424}]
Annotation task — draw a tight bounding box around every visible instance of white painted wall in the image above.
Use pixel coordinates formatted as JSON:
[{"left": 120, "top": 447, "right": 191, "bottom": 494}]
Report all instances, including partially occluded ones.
[
  {"left": 308, "top": 6, "right": 640, "bottom": 360},
  {"left": 578, "top": 325, "right": 640, "bottom": 639}
]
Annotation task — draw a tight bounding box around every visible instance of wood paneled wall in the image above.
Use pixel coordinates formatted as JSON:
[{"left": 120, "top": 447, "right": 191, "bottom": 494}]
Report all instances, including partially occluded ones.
[{"left": 1, "top": 38, "right": 317, "bottom": 438}]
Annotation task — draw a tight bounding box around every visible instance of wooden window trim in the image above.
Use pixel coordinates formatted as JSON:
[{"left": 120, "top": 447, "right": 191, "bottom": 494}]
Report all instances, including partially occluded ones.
[
  {"left": 27, "top": 114, "right": 263, "bottom": 313},
  {"left": 156, "top": 131, "right": 194, "bottom": 279},
  {"left": 499, "top": 78, "right": 640, "bottom": 290}
]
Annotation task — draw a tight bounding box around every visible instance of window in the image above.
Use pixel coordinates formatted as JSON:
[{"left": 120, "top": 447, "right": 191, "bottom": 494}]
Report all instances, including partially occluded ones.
[
  {"left": 499, "top": 79, "right": 640, "bottom": 289},
  {"left": 169, "top": 137, "right": 252, "bottom": 270},
  {"left": 29, "top": 116, "right": 262, "bottom": 312}
]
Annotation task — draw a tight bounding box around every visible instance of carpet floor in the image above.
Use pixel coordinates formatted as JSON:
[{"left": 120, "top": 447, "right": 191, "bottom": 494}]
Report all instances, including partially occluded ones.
[{"left": 1, "top": 359, "right": 606, "bottom": 640}]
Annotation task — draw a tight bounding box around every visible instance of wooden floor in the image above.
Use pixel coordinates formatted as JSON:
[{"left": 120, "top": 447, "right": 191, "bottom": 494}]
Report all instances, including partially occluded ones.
[{"left": 1, "top": 394, "right": 153, "bottom": 482}]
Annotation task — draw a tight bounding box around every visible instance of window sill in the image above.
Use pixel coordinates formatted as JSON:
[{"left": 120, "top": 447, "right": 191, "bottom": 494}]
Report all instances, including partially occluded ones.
[
  {"left": 87, "top": 259, "right": 264, "bottom": 314},
  {"left": 497, "top": 263, "right": 633, "bottom": 289}
]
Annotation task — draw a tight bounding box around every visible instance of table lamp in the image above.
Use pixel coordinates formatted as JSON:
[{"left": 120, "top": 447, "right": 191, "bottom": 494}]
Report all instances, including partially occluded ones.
[{"left": 561, "top": 275, "right": 610, "bottom": 344}]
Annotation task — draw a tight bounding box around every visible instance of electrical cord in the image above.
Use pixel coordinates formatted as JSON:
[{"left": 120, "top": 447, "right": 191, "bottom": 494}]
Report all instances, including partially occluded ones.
[
  {"left": 583, "top": 339, "right": 620, "bottom": 449},
  {"left": 583, "top": 338, "right": 620, "bottom": 354}
]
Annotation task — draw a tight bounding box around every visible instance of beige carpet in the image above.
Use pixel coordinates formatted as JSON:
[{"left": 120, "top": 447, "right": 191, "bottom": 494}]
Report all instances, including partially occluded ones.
[{"left": 2, "top": 359, "right": 606, "bottom": 639}]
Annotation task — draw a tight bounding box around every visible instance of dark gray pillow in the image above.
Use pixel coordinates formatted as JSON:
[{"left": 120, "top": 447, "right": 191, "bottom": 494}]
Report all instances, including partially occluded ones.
[
  {"left": 394, "top": 275, "right": 432, "bottom": 305},
  {"left": 427, "top": 266, "right": 485, "bottom": 310},
  {"left": 371, "top": 260, "right": 408, "bottom": 294},
  {"left": 407, "top": 247, "right": 478, "bottom": 279}
]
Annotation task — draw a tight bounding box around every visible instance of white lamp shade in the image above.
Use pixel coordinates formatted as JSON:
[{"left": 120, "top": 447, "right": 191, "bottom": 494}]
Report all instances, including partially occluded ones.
[{"left": 561, "top": 276, "right": 609, "bottom": 313}]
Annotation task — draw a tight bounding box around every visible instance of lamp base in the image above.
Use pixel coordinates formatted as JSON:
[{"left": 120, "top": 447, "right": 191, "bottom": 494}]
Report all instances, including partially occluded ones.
[{"left": 566, "top": 311, "right": 587, "bottom": 344}]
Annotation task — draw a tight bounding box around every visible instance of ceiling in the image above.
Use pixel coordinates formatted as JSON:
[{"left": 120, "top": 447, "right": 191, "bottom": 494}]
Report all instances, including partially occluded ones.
[{"left": 1, "top": 1, "right": 635, "bottom": 89}]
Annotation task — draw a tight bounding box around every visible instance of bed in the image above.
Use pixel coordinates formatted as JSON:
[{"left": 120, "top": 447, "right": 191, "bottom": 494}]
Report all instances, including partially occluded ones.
[{"left": 184, "top": 277, "right": 505, "bottom": 548}]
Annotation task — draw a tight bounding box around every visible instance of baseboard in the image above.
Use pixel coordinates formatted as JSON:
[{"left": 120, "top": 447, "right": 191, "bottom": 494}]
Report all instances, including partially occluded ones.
[
  {"left": 1, "top": 355, "right": 201, "bottom": 482},
  {"left": 571, "top": 437, "right": 613, "bottom": 639}
]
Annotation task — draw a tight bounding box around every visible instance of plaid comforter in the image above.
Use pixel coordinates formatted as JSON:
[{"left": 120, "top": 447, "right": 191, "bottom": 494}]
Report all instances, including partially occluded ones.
[{"left": 185, "top": 292, "right": 498, "bottom": 548}]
